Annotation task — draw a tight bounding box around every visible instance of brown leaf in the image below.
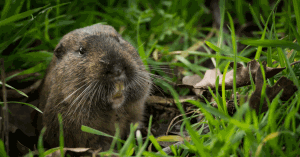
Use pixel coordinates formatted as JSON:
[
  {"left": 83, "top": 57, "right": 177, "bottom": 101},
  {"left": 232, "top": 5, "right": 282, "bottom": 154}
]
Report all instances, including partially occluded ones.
[
  {"left": 249, "top": 64, "right": 298, "bottom": 113},
  {"left": 266, "top": 76, "right": 298, "bottom": 101},
  {"left": 194, "top": 60, "right": 285, "bottom": 90},
  {"left": 194, "top": 68, "right": 222, "bottom": 89},
  {"left": 182, "top": 74, "right": 201, "bottom": 86},
  {"left": 248, "top": 63, "right": 269, "bottom": 113}
]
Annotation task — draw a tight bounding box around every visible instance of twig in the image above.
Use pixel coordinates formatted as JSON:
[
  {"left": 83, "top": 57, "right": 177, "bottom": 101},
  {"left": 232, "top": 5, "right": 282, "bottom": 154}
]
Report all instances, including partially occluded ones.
[
  {"left": 166, "top": 110, "right": 198, "bottom": 135},
  {"left": 290, "top": 60, "right": 300, "bottom": 66},
  {"left": 0, "top": 59, "right": 9, "bottom": 154},
  {"left": 161, "top": 141, "right": 184, "bottom": 155}
]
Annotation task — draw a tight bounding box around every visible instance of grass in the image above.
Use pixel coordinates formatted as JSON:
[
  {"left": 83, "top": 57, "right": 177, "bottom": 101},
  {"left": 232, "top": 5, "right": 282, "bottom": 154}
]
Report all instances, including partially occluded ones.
[{"left": 1, "top": 0, "right": 300, "bottom": 156}]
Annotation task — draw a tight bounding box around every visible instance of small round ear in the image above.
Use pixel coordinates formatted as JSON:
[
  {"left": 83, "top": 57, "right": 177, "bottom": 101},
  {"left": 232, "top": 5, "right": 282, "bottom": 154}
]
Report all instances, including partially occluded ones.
[{"left": 53, "top": 43, "right": 65, "bottom": 59}]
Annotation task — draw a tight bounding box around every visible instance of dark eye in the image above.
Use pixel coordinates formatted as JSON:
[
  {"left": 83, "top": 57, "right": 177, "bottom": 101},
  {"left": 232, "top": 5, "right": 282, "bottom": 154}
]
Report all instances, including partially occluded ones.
[{"left": 79, "top": 47, "right": 85, "bottom": 55}]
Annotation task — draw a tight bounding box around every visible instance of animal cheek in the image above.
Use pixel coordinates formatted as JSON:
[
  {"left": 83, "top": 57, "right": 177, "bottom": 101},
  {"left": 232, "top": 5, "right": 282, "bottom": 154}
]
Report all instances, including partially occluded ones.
[{"left": 86, "top": 61, "right": 101, "bottom": 80}]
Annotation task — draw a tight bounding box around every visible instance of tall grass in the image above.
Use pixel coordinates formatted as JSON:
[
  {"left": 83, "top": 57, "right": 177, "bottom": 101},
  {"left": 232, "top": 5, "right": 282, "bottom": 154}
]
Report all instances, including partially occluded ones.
[{"left": 0, "top": 0, "right": 300, "bottom": 156}]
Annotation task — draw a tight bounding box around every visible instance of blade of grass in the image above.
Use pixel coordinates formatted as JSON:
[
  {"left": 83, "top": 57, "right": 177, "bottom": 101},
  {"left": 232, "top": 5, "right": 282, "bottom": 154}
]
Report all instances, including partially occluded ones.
[
  {"left": 186, "top": 51, "right": 252, "bottom": 62},
  {"left": 57, "top": 114, "right": 64, "bottom": 157},
  {"left": 222, "top": 61, "right": 231, "bottom": 115},
  {"left": 119, "top": 123, "right": 139, "bottom": 156},
  {"left": 81, "top": 125, "right": 124, "bottom": 142},
  {"left": 107, "top": 124, "right": 120, "bottom": 153},
  {"left": 253, "top": 0, "right": 282, "bottom": 60},
  {"left": 56, "top": 0, "right": 60, "bottom": 37},
  {"left": 44, "top": 9, "right": 51, "bottom": 42},
  {"left": 0, "top": 101, "right": 42, "bottom": 113},
  {"left": 176, "top": 55, "right": 204, "bottom": 76},
  {"left": 0, "top": 82, "right": 28, "bottom": 98},
  {"left": 0, "top": 5, "right": 47, "bottom": 27},
  {"left": 136, "top": 115, "right": 153, "bottom": 157},
  {"left": 240, "top": 39, "right": 300, "bottom": 51},
  {"left": 1, "top": 0, "right": 12, "bottom": 20},
  {"left": 227, "top": 12, "right": 239, "bottom": 110},
  {"left": 137, "top": 16, "right": 148, "bottom": 68},
  {"left": 258, "top": 63, "right": 267, "bottom": 114},
  {"left": 44, "top": 148, "right": 60, "bottom": 156},
  {"left": 293, "top": 0, "right": 300, "bottom": 31},
  {"left": 217, "top": 0, "right": 226, "bottom": 69},
  {"left": 0, "top": 139, "right": 7, "bottom": 157},
  {"left": 162, "top": 82, "right": 206, "bottom": 156},
  {"left": 38, "top": 127, "right": 46, "bottom": 157},
  {"left": 235, "top": 0, "right": 246, "bottom": 25},
  {"left": 249, "top": 4, "right": 263, "bottom": 31},
  {"left": 5, "top": 62, "right": 48, "bottom": 82},
  {"left": 149, "top": 135, "right": 167, "bottom": 155}
]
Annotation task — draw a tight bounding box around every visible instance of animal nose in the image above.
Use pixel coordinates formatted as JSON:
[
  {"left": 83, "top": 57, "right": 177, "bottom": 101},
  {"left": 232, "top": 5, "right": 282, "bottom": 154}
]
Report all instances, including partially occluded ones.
[
  {"left": 107, "top": 65, "right": 124, "bottom": 78},
  {"left": 113, "top": 66, "right": 122, "bottom": 76}
]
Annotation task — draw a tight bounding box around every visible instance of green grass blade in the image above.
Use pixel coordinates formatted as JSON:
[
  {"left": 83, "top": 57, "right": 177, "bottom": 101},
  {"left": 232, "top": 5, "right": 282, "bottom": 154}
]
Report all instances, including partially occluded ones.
[
  {"left": 137, "top": 16, "right": 148, "bottom": 67},
  {"left": 15, "top": 0, "right": 26, "bottom": 15},
  {"left": 235, "top": 0, "right": 245, "bottom": 25},
  {"left": 119, "top": 123, "right": 139, "bottom": 156},
  {"left": 5, "top": 62, "right": 48, "bottom": 82},
  {"left": 162, "top": 82, "right": 205, "bottom": 156},
  {"left": 249, "top": 4, "right": 263, "bottom": 31},
  {"left": 186, "top": 51, "right": 252, "bottom": 62},
  {"left": 44, "top": 148, "right": 60, "bottom": 156},
  {"left": 136, "top": 116, "right": 153, "bottom": 157},
  {"left": 0, "top": 101, "right": 42, "bottom": 113},
  {"left": 38, "top": 127, "right": 46, "bottom": 157},
  {"left": 0, "top": 139, "right": 7, "bottom": 157},
  {"left": 227, "top": 12, "right": 238, "bottom": 110},
  {"left": 0, "top": 82, "right": 28, "bottom": 97},
  {"left": 217, "top": 0, "right": 226, "bottom": 69},
  {"left": 176, "top": 55, "right": 204, "bottom": 76},
  {"left": 240, "top": 39, "right": 300, "bottom": 51},
  {"left": 222, "top": 61, "right": 231, "bottom": 115},
  {"left": 293, "top": 0, "right": 300, "bottom": 31},
  {"left": 58, "top": 114, "right": 64, "bottom": 157},
  {"left": 205, "top": 41, "right": 221, "bottom": 52},
  {"left": 1, "top": 0, "right": 12, "bottom": 20},
  {"left": 0, "top": 6, "right": 46, "bottom": 27},
  {"left": 289, "top": 23, "right": 300, "bottom": 45},
  {"left": 149, "top": 135, "right": 167, "bottom": 155},
  {"left": 81, "top": 125, "right": 123, "bottom": 142}
]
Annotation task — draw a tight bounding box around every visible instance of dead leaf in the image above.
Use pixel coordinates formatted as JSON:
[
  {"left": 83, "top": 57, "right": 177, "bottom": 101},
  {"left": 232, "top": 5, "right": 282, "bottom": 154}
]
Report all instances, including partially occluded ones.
[
  {"left": 194, "top": 68, "right": 222, "bottom": 89},
  {"left": 146, "top": 95, "right": 197, "bottom": 104},
  {"left": 249, "top": 62, "right": 298, "bottom": 113},
  {"left": 194, "top": 60, "right": 285, "bottom": 90},
  {"left": 248, "top": 63, "right": 269, "bottom": 113},
  {"left": 266, "top": 76, "right": 298, "bottom": 101},
  {"left": 146, "top": 95, "right": 174, "bottom": 104},
  {"left": 182, "top": 74, "right": 201, "bottom": 86}
]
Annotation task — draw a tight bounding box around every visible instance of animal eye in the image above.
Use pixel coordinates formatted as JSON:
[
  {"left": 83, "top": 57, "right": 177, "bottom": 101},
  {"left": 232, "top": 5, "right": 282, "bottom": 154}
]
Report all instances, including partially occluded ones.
[{"left": 79, "top": 47, "right": 85, "bottom": 55}]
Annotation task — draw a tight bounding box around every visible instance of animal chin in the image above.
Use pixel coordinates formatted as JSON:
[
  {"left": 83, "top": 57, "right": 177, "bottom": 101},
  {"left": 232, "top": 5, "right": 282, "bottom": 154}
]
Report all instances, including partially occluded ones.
[{"left": 111, "top": 81, "right": 125, "bottom": 109}]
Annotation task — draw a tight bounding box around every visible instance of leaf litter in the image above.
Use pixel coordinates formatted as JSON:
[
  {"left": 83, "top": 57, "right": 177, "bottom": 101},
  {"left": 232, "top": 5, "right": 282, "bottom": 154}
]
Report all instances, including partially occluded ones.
[{"left": 181, "top": 60, "right": 299, "bottom": 114}]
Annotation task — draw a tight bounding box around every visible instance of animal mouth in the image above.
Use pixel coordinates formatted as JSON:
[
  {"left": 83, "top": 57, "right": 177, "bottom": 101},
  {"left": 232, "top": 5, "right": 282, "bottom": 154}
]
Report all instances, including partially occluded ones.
[{"left": 111, "top": 81, "right": 125, "bottom": 109}]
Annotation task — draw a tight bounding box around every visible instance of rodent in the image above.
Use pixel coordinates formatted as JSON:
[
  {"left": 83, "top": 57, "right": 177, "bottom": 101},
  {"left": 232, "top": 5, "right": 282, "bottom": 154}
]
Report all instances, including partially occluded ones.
[{"left": 38, "top": 23, "right": 151, "bottom": 150}]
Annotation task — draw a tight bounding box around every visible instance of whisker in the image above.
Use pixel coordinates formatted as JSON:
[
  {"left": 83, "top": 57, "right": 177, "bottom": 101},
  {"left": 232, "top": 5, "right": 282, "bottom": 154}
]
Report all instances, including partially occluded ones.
[
  {"left": 66, "top": 81, "right": 94, "bottom": 118},
  {"left": 138, "top": 71, "right": 173, "bottom": 83},
  {"left": 135, "top": 73, "right": 166, "bottom": 99},
  {"left": 86, "top": 81, "right": 99, "bottom": 121},
  {"left": 73, "top": 81, "right": 95, "bottom": 114}
]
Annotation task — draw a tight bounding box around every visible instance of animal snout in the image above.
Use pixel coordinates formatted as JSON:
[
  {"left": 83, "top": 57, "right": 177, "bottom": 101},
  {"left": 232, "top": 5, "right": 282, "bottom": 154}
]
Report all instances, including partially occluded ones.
[{"left": 106, "top": 65, "right": 125, "bottom": 80}]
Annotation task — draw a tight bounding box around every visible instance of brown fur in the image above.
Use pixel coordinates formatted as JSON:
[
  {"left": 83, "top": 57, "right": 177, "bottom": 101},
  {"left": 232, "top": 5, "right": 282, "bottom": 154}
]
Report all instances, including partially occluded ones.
[{"left": 38, "top": 24, "right": 151, "bottom": 150}]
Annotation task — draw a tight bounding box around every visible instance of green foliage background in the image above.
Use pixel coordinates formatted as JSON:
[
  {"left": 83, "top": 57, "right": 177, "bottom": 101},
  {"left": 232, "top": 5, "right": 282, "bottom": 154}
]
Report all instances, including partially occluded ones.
[{"left": 0, "top": 0, "right": 300, "bottom": 156}]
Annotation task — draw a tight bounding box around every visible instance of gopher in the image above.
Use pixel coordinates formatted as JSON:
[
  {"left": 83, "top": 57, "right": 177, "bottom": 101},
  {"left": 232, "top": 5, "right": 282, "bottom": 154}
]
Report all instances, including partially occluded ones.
[{"left": 38, "top": 23, "right": 151, "bottom": 150}]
